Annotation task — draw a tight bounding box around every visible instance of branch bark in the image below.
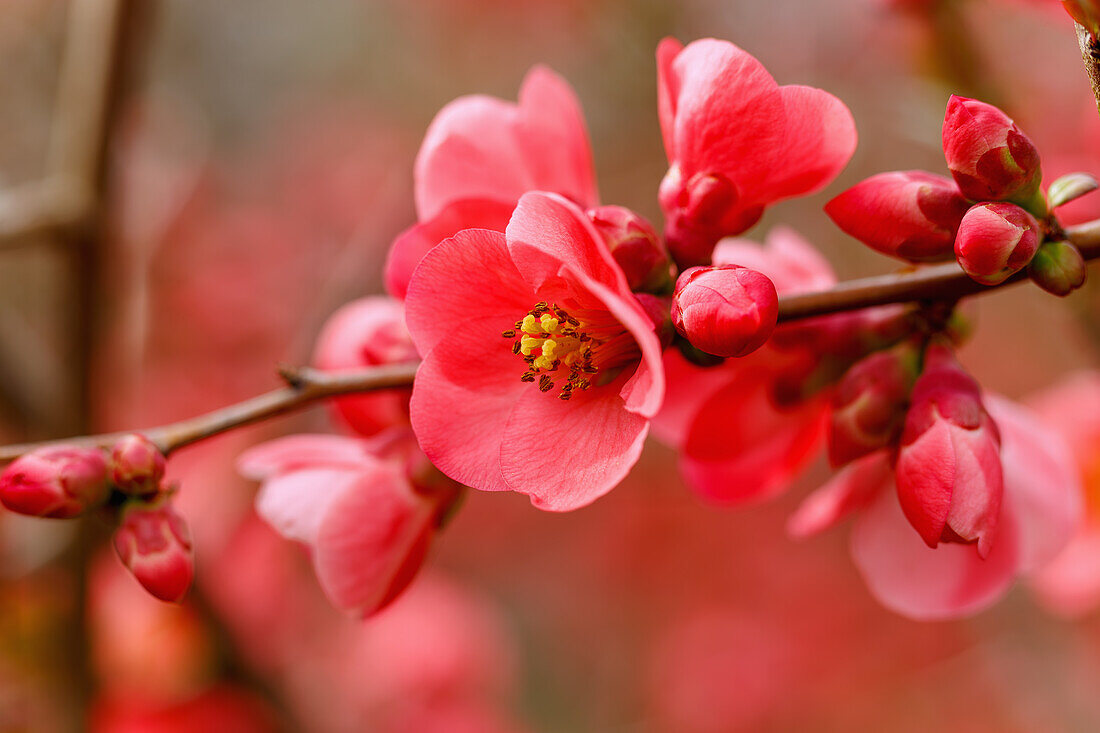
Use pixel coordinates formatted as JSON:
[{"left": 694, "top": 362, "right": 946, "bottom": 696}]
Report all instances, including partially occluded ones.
[{"left": 1077, "top": 21, "right": 1100, "bottom": 118}]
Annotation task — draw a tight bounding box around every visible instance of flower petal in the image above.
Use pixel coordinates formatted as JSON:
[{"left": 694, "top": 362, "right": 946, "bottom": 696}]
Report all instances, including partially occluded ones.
[
  {"left": 237, "top": 435, "right": 372, "bottom": 480},
  {"left": 788, "top": 452, "right": 890, "bottom": 539},
  {"left": 255, "top": 467, "right": 364, "bottom": 545}
]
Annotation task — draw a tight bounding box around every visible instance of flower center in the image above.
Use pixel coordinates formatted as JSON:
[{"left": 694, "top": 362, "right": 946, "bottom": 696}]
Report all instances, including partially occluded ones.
[{"left": 501, "top": 302, "right": 638, "bottom": 400}]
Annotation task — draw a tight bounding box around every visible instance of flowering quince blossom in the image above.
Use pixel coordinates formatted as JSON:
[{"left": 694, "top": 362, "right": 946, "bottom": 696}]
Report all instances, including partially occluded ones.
[
  {"left": 1026, "top": 372, "right": 1100, "bottom": 616},
  {"left": 790, "top": 395, "right": 1082, "bottom": 619},
  {"left": 238, "top": 430, "right": 461, "bottom": 616},
  {"left": 384, "top": 66, "right": 599, "bottom": 299},
  {"left": 656, "top": 37, "right": 857, "bottom": 267},
  {"left": 313, "top": 295, "right": 418, "bottom": 436},
  {"left": 405, "top": 191, "right": 665, "bottom": 510}
]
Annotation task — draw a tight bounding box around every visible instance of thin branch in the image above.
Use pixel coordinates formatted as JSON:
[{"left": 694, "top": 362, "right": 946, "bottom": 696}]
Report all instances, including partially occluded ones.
[{"left": 1, "top": 220, "right": 1098, "bottom": 465}]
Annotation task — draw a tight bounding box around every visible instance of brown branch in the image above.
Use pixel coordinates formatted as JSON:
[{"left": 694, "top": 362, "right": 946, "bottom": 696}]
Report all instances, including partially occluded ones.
[
  {"left": 0, "top": 363, "right": 419, "bottom": 463},
  {"left": 1077, "top": 21, "right": 1100, "bottom": 118},
  {"left": 1, "top": 220, "right": 1099, "bottom": 465}
]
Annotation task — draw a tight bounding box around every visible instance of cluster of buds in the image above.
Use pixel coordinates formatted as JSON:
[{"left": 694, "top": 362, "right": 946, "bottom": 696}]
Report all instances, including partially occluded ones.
[
  {"left": 826, "top": 335, "right": 1004, "bottom": 555},
  {"left": 0, "top": 434, "right": 193, "bottom": 603},
  {"left": 826, "top": 96, "right": 1090, "bottom": 295}
]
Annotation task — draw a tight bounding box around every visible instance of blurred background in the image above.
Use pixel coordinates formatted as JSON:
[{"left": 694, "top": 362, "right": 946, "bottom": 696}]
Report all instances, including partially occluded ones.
[{"left": 3, "top": 0, "right": 1100, "bottom": 730}]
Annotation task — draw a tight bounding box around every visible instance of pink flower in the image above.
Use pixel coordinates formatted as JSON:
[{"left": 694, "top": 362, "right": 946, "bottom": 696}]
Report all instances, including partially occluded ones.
[
  {"left": 312, "top": 296, "right": 418, "bottom": 436},
  {"left": 238, "top": 431, "right": 459, "bottom": 616},
  {"left": 671, "top": 265, "right": 778, "bottom": 358},
  {"left": 656, "top": 38, "right": 857, "bottom": 267},
  {"left": 790, "top": 397, "right": 1082, "bottom": 619},
  {"left": 894, "top": 342, "right": 1003, "bottom": 557},
  {"left": 109, "top": 434, "right": 167, "bottom": 497},
  {"left": 405, "top": 192, "right": 664, "bottom": 510},
  {"left": 0, "top": 446, "right": 110, "bottom": 518},
  {"left": 652, "top": 228, "right": 837, "bottom": 504},
  {"left": 113, "top": 499, "right": 194, "bottom": 603},
  {"left": 1027, "top": 372, "right": 1100, "bottom": 616},
  {"left": 824, "top": 171, "right": 969, "bottom": 263},
  {"left": 954, "top": 202, "right": 1041, "bottom": 286},
  {"left": 385, "top": 66, "right": 598, "bottom": 299},
  {"left": 942, "top": 95, "right": 1044, "bottom": 209}
]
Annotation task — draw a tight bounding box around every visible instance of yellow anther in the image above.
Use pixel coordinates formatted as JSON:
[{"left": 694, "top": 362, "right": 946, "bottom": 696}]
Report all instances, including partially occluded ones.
[
  {"left": 521, "top": 315, "right": 542, "bottom": 335},
  {"left": 532, "top": 355, "right": 556, "bottom": 370},
  {"left": 539, "top": 314, "right": 559, "bottom": 332},
  {"left": 520, "top": 335, "right": 542, "bottom": 356},
  {"left": 541, "top": 340, "right": 557, "bottom": 358}
]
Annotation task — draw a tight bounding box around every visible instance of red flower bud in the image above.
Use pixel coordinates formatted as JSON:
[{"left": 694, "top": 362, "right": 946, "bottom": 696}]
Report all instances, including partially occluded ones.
[
  {"left": 587, "top": 205, "right": 673, "bottom": 293},
  {"left": 954, "top": 203, "right": 1041, "bottom": 286},
  {"left": 825, "top": 171, "right": 969, "bottom": 263},
  {"left": 829, "top": 343, "right": 920, "bottom": 467},
  {"left": 109, "top": 434, "right": 166, "bottom": 496},
  {"left": 671, "top": 265, "right": 778, "bottom": 358},
  {"left": 942, "top": 96, "right": 1043, "bottom": 210},
  {"left": 0, "top": 446, "right": 109, "bottom": 518},
  {"left": 895, "top": 342, "right": 1002, "bottom": 557},
  {"left": 113, "top": 500, "right": 194, "bottom": 603},
  {"left": 659, "top": 168, "right": 763, "bottom": 268}
]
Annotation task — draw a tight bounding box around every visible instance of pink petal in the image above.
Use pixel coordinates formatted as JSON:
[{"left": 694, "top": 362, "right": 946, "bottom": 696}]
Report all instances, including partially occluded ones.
[
  {"left": 506, "top": 192, "right": 626, "bottom": 293},
  {"left": 237, "top": 435, "right": 373, "bottom": 480},
  {"left": 404, "top": 227, "right": 533, "bottom": 358},
  {"left": 1031, "top": 527, "right": 1100, "bottom": 618},
  {"left": 851, "top": 483, "right": 1019, "bottom": 620},
  {"left": 680, "top": 368, "right": 828, "bottom": 505},
  {"left": 498, "top": 382, "right": 649, "bottom": 511},
  {"left": 313, "top": 464, "right": 436, "bottom": 615},
  {"left": 384, "top": 198, "right": 515, "bottom": 300},
  {"left": 254, "top": 467, "right": 364, "bottom": 545},
  {"left": 409, "top": 331, "right": 525, "bottom": 494},
  {"left": 1026, "top": 370, "right": 1100, "bottom": 466},
  {"left": 656, "top": 37, "right": 685, "bottom": 161},
  {"left": 987, "top": 395, "right": 1084, "bottom": 572},
  {"left": 651, "top": 349, "right": 740, "bottom": 449},
  {"left": 414, "top": 66, "right": 597, "bottom": 222},
  {"left": 788, "top": 452, "right": 890, "bottom": 539}
]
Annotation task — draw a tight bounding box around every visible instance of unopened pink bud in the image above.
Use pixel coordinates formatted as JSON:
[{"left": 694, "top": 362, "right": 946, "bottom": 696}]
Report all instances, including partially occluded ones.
[
  {"left": 954, "top": 203, "right": 1041, "bottom": 286},
  {"left": 587, "top": 205, "right": 673, "bottom": 293},
  {"left": 671, "top": 265, "right": 778, "bottom": 358},
  {"left": 109, "top": 434, "right": 166, "bottom": 496},
  {"left": 825, "top": 171, "right": 969, "bottom": 263},
  {"left": 942, "top": 96, "right": 1043, "bottom": 210},
  {"left": 659, "top": 167, "right": 763, "bottom": 268},
  {"left": 0, "top": 446, "right": 109, "bottom": 518},
  {"left": 113, "top": 500, "right": 194, "bottom": 603},
  {"left": 829, "top": 343, "right": 920, "bottom": 467},
  {"left": 1029, "top": 240, "right": 1087, "bottom": 296},
  {"left": 634, "top": 293, "right": 676, "bottom": 350},
  {"left": 895, "top": 341, "right": 1003, "bottom": 557}
]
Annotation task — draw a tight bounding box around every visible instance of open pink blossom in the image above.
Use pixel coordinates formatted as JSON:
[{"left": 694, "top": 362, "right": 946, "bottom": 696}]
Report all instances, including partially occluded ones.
[
  {"left": 652, "top": 228, "right": 836, "bottom": 504},
  {"left": 313, "top": 296, "right": 418, "bottom": 436},
  {"left": 790, "top": 397, "right": 1082, "bottom": 619},
  {"left": 405, "top": 192, "right": 664, "bottom": 510},
  {"left": 656, "top": 38, "right": 857, "bottom": 266},
  {"left": 238, "top": 431, "right": 459, "bottom": 616},
  {"left": 1027, "top": 371, "right": 1100, "bottom": 616},
  {"left": 385, "top": 66, "right": 598, "bottom": 298}
]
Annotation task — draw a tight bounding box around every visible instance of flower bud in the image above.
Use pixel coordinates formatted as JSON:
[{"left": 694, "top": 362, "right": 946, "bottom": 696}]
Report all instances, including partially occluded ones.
[
  {"left": 671, "top": 265, "right": 778, "bottom": 358},
  {"left": 0, "top": 446, "right": 109, "bottom": 518},
  {"left": 828, "top": 343, "right": 920, "bottom": 467},
  {"left": 825, "top": 171, "right": 969, "bottom": 263},
  {"left": 954, "top": 203, "right": 1041, "bottom": 286},
  {"left": 587, "top": 205, "right": 673, "bottom": 293},
  {"left": 942, "top": 96, "right": 1043, "bottom": 211},
  {"left": 659, "top": 167, "right": 763, "bottom": 268},
  {"left": 109, "top": 434, "right": 166, "bottom": 496},
  {"left": 634, "top": 293, "right": 676, "bottom": 350},
  {"left": 1029, "top": 240, "right": 1087, "bottom": 296},
  {"left": 113, "top": 500, "right": 194, "bottom": 603},
  {"left": 894, "top": 341, "right": 1002, "bottom": 557}
]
